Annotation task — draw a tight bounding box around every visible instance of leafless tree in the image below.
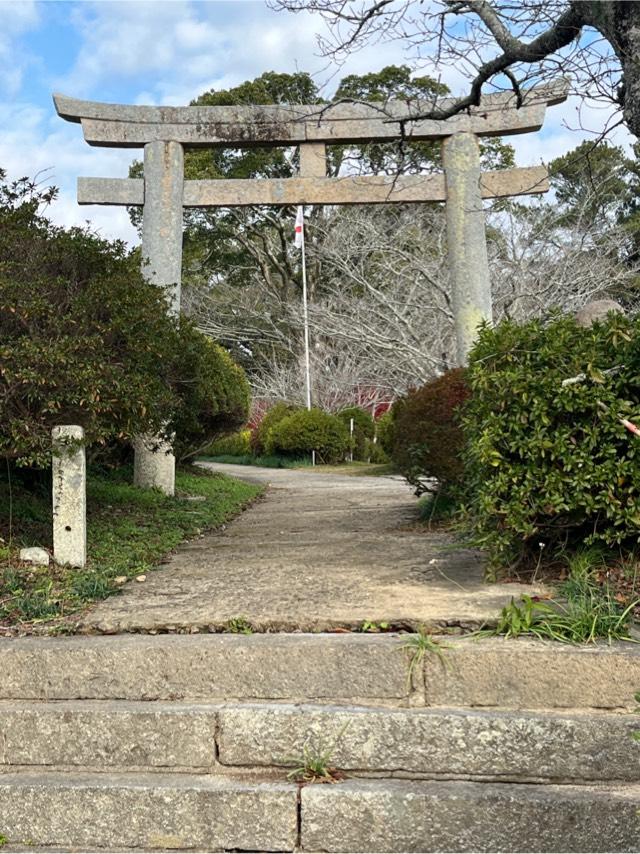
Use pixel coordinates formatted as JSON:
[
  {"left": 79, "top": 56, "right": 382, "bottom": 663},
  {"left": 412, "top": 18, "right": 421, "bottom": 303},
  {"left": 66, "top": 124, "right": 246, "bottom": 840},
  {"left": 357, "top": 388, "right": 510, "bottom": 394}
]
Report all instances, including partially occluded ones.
[
  {"left": 186, "top": 189, "right": 638, "bottom": 408},
  {"left": 268, "top": 1, "right": 640, "bottom": 139}
]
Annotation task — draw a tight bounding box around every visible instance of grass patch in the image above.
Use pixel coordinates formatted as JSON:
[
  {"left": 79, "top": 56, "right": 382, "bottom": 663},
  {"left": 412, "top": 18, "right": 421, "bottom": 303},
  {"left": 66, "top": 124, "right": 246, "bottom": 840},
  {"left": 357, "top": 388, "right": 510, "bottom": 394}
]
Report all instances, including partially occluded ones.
[
  {"left": 485, "top": 549, "right": 640, "bottom": 644},
  {"left": 0, "top": 465, "right": 262, "bottom": 633}
]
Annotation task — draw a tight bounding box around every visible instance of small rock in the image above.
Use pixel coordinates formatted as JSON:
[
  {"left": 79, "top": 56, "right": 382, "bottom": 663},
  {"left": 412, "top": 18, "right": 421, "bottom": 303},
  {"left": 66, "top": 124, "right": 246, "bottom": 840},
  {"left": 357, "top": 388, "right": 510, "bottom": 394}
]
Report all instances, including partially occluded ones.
[
  {"left": 114, "top": 576, "right": 127, "bottom": 585},
  {"left": 135, "top": 574, "right": 147, "bottom": 583},
  {"left": 19, "top": 547, "right": 50, "bottom": 566}
]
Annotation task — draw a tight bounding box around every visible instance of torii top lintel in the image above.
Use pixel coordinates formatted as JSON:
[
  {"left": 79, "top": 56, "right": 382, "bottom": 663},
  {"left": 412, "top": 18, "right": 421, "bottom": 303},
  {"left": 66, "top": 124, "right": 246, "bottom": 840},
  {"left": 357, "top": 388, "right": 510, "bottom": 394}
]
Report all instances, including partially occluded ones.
[{"left": 53, "top": 80, "right": 568, "bottom": 149}]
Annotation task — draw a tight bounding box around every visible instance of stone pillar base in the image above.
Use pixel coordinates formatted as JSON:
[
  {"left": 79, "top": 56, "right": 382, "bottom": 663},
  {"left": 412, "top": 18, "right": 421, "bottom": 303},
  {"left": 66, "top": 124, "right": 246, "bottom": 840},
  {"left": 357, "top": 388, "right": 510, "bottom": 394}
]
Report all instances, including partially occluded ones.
[{"left": 133, "top": 435, "right": 175, "bottom": 496}]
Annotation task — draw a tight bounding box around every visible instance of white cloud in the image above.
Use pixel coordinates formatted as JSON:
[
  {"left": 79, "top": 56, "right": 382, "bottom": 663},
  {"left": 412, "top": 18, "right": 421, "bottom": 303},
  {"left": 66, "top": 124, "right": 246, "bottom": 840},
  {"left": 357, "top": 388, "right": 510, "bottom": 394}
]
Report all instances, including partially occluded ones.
[
  {"left": 0, "top": 0, "right": 40, "bottom": 95},
  {"left": 0, "top": 99, "right": 139, "bottom": 244},
  {"left": 58, "top": 0, "right": 228, "bottom": 97}
]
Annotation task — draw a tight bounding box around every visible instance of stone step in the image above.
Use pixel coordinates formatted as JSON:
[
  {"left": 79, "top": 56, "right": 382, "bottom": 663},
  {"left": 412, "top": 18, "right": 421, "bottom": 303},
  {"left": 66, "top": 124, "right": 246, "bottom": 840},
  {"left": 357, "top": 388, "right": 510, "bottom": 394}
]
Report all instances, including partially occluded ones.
[
  {"left": 0, "top": 700, "right": 638, "bottom": 783},
  {"left": 1, "top": 633, "right": 639, "bottom": 709},
  {"left": 217, "top": 702, "right": 640, "bottom": 784},
  {"left": 0, "top": 772, "right": 638, "bottom": 852},
  {"left": 0, "top": 701, "right": 217, "bottom": 771},
  {"left": 0, "top": 771, "right": 298, "bottom": 852},
  {"left": 300, "top": 778, "right": 640, "bottom": 853}
]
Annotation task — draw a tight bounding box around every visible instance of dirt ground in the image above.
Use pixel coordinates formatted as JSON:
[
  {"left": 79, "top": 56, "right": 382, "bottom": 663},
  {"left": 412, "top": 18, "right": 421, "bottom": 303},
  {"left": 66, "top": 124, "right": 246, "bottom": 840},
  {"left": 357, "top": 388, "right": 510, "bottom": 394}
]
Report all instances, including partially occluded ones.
[{"left": 81, "top": 464, "right": 548, "bottom": 633}]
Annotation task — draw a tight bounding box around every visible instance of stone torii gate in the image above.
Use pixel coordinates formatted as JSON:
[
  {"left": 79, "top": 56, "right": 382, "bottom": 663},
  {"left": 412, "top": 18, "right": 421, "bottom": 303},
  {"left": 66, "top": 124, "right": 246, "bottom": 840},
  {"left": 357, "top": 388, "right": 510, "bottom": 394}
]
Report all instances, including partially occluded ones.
[{"left": 54, "top": 81, "right": 567, "bottom": 495}]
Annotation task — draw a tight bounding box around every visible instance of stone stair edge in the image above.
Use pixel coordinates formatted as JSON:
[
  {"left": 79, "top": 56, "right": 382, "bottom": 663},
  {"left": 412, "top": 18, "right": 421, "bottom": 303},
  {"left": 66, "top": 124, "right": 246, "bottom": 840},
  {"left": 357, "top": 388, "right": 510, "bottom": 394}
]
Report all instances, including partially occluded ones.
[
  {"left": 1, "top": 772, "right": 640, "bottom": 853},
  {"left": 0, "top": 697, "right": 634, "bottom": 716},
  {"left": 1, "top": 631, "right": 639, "bottom": 650}
]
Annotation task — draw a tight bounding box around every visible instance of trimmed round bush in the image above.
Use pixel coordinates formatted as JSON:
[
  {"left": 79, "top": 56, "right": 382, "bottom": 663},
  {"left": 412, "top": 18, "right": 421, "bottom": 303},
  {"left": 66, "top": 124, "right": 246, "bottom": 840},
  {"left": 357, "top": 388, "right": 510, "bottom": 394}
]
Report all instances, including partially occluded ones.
[
  {"left": 266, "top": 408, "right": 350, "bottom": 463},
  {"left": 391, "top": 368, "right": 470, "bottom": 495},
  {"left": 251, "top": 402, "right": 301, "bottom": 455},
  {"left": 463, "top": 313, "right": 640, "bottom": 567},
  {"left": 337, "top": 407, "right": 375, "bottom": 460}
]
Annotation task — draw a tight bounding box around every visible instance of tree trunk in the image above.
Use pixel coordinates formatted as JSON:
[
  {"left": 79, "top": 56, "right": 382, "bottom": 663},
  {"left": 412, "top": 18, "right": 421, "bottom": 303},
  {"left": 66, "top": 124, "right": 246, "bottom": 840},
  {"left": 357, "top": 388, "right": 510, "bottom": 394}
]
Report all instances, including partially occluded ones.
[{"left": 578, "top": 0, "right": 640, "bottom": 139}]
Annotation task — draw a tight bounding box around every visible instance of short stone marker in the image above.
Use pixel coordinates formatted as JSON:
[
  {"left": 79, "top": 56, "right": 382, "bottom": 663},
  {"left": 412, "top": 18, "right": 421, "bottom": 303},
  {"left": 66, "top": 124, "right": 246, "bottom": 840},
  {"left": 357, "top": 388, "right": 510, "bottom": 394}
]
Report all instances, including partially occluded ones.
[{"left": 52, "top": 425, "right": 86, "bottom": 568}]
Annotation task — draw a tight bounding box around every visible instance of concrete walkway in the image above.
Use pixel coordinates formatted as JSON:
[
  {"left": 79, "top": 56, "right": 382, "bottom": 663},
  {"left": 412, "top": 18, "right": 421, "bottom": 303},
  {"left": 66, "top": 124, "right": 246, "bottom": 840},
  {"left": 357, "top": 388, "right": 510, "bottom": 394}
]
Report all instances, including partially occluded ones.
[{"left": 82, "top": 464, "right": 546, "bottom": 633}]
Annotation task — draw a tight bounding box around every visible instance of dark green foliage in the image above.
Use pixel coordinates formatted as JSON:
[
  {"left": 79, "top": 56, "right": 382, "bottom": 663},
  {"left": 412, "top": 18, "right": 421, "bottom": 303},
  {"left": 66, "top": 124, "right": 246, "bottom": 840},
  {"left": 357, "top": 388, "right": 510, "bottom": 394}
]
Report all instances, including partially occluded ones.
[
  {"left": 337, "top": 407, "right": 374, "bottom": 460},
  {"left": 0, "top": 171, "right": 177, "bottom": 467},
  {"left": 391, "top": 369, "right": 470, "bottom": 495},
  {"left": 334, "top": 65, "right": 514, "bottom": 176},
  {"left": 201, "top": 453, "right": 310, "bottom": 469},
  {"left": 463, "top": 313, "right": 640, "bottom": 568},
  {"left": 252, "top": 402, "right": 301, "bottom": 455},
  {"left": 266, "top": 408, "right": 350, "bottom": 464},
  {"left": 171, "top": 329, "right": 250, "bottom": 461},
  {"left": 0, "top": 169, "right": 250, "bottom": 468}
]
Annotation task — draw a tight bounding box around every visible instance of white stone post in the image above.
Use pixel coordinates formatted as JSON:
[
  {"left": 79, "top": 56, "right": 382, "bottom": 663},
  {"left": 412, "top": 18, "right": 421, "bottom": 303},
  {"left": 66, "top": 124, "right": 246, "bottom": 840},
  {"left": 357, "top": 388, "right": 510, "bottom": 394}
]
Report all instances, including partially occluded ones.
[
  {"left": 133, "top": 139, "right": 184, "bottom": 496},
  {"left": 52, "top": 425, "right": 86, "bottom": 568},
  {"left": 442, "top": 131, "right": 493, "bottom": 366}
]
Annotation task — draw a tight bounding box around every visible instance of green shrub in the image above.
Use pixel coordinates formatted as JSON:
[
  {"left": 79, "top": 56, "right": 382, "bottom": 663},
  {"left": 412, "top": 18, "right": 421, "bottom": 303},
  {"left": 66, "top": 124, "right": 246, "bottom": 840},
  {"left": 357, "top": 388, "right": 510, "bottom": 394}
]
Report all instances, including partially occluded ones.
[
  {"left": 251, "top": 402, "right": 301, "bottom": 455},
  {"left": 0, "top": 172, "right": 178, "bottom": 467},
  {"left": 376, "top": 410, "right": 395, "bottom": 457},
  {"left": 337, "top": 407, "right": 375, "bottom": 460},
  {"left": 204, "top": 429, "right": 251, "bottom": 457},
  {"left": 266, "top": 408, "right": 350, "bottom": 464},
  {"left": 171, "top": 330, "right": 250, "bottom": 461},
  {"left": 364, "top": 437, "right": 389, "bottom": 464},
  {"left": 391, "top": 369, "right": 470, "bottom": 495},
  {"left": 463, "top": 313, "right": 640, "bottom": 568},
  {"left": 0, "top": 170, "right": 249, "bottom": 468}
]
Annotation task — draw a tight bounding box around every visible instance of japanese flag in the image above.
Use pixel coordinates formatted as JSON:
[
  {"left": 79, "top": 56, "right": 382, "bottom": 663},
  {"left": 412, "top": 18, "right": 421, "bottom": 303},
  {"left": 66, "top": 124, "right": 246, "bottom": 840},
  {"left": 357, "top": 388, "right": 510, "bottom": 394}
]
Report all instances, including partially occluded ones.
[{"left": 294, "top": 205, "right": 304, "bottom": 248}]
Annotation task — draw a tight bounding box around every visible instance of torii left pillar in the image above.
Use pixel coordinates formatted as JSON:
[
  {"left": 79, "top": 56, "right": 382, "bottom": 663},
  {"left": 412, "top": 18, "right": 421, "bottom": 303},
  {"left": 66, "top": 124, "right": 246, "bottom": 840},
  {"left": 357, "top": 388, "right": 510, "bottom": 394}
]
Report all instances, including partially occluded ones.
[{"left": 133, "top": 140, "right": 184, "bottom": 495}]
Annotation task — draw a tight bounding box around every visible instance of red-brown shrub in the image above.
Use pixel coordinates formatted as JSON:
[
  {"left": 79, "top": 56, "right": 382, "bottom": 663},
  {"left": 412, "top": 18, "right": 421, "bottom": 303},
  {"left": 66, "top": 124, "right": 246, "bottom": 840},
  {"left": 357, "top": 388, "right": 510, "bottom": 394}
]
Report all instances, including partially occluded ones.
[{"left": 391, "top": 368, "right": 470, "bottom": 494}]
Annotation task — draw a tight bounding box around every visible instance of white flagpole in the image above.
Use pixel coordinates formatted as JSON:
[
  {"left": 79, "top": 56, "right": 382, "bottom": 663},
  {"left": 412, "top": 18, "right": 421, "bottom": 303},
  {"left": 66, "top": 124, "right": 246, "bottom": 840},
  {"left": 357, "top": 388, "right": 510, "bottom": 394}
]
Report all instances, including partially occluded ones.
[
  {"left": 296, "top": 206, "right": 315, "bottom": 465},
  {"left": 298, "top": 207, "right": 312, "bottom": 412}
]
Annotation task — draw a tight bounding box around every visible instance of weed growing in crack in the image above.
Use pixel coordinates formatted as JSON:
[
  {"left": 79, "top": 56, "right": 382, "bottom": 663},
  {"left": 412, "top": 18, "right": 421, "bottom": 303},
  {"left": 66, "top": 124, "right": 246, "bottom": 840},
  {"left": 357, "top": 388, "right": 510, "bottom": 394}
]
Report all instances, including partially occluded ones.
[
  {"left": 284, "top": 724, "right": 349, "bottom": 784},
  {"left": 359, "top": 620, "right": 390, "bottom": 633},
  {"left": 403, "top": 628, "right": 452, "bottom": 687},
  {"left": 226, "top": 616, "right": 253, "bottom": 634}
]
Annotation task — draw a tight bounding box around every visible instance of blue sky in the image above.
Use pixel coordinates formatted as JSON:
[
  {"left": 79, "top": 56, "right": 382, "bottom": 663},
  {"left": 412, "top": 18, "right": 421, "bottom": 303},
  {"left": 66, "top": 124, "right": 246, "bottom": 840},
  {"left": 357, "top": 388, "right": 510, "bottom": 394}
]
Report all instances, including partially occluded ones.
[{"left": 0, "top": 0, "right": 631, "bottom": 245}]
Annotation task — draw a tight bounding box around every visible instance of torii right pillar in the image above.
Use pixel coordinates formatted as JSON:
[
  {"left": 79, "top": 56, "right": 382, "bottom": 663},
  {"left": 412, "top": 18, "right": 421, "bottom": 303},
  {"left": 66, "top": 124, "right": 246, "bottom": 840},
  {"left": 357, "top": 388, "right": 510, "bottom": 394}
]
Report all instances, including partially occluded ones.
[{"left": 442, "top": 131, "right": 493, "bottom": 366}]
